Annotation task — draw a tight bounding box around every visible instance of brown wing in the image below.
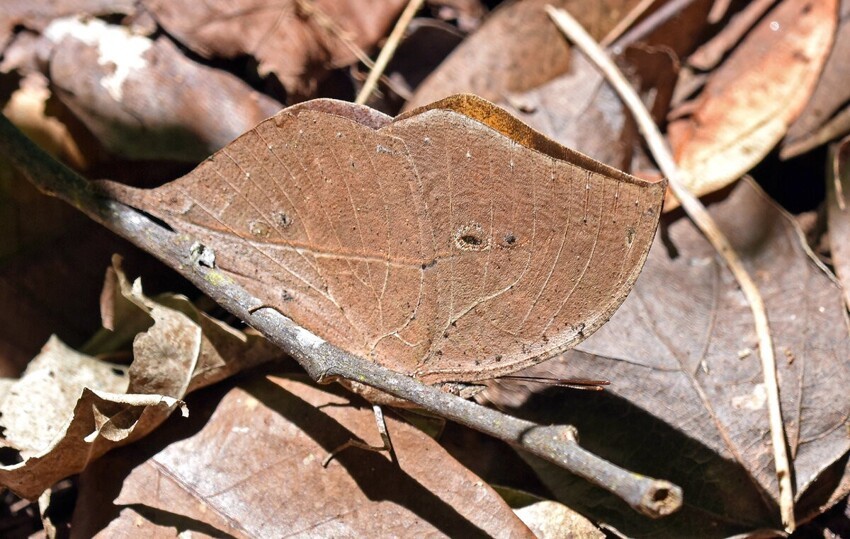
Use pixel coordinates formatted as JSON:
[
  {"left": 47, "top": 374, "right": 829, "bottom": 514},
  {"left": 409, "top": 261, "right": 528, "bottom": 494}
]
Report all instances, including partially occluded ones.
[{"left": 100, "top": 96, "right": 664, "bottom": 384}]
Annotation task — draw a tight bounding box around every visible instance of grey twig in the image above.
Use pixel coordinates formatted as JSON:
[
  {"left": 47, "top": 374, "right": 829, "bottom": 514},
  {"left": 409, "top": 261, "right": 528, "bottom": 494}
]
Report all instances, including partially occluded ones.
[{"left": 0, "top": 113, "right": 682, "bottom": 518}]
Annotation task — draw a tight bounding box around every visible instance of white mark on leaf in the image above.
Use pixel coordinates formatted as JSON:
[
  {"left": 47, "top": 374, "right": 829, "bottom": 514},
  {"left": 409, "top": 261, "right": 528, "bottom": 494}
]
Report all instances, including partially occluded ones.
[
  {"left": 731, "top": 383, "right": 766, "bottom": 411},
  {"left": 44, "top": 17, "right": 152, "bottom": 101}
]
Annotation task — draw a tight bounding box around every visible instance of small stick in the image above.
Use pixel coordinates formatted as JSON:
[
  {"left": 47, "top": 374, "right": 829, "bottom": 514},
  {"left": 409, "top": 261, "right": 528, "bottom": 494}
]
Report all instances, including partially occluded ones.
[
  {"left": 546, "top": 6, "right": 795, "bottom": 531},
  {"left": 604, "top": 0, "right": 701, "bottom": 53},
  {"left": 355, "top": 0, "right": 425, "bottom": 105},
  {"left": 600, "top": 0, "right": 658, "bottom": 48},
  {"left": 0, "top": 112, "right": 682, "bottom": 518}
]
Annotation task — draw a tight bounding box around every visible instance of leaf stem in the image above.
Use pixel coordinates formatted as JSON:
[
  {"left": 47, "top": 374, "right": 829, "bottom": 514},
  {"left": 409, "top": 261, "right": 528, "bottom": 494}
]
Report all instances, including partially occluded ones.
[
  {"left": 0, "top": 111, "right": 682, "bottom": 518},
  {"left": 545, "top": 5, "right": 794, "bottom": 531}
]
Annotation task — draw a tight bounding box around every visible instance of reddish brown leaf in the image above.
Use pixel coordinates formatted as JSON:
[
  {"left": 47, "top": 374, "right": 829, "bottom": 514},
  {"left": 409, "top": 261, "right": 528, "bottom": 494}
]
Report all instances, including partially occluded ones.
[
  {"left": 782, "top": 0, "right": 850, "bottom": 158},
  {"left": 142, "top": 0, "right": 408, "bottom": 98},
  {"left": 483, "top": 179, "right": 850, "bottom": 535},
  {"left": 42, "top": 17, "right": 282, "bottom": 162},
  {"left": 99, "top": 95, "right": 664, "bottom": 387},
  {"left": 406, "top": 0, "right": 643, "bottom": 110},
  {"left": 72, "top": 375, "right": 533, "bottom": 537},
  {"left": 668, "top": 0, "right": 838, "bottom": 199}
]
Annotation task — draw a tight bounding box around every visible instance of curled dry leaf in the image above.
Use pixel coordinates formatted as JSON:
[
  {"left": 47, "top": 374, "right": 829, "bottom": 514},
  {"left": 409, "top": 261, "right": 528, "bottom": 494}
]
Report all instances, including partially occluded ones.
[
  {"left": 0, "top": 336, "right": 180, "bottom": 500},
  {"left": 99, "top": 95, "right": 664, "bottom": 389},
  {"left": 782, "top": 0, "right": 850, "bottom": 158},
  {"left": 142, "top": 0, "right": 408, "bottom": 98},
  {"left": 483, "top": 179, "right": 850, "bottom": 536},
  {"left": 667, "top": 0, "right": 838, "bottom": 199},
  {"left": 71, "top": 375, "right": 533, "bottom": 537},
  {"left": 41, "top": 17, "right": 282, "bottom": 162},
  {"left": 0, "top": 258, "right": 284, "bottom": 499}
]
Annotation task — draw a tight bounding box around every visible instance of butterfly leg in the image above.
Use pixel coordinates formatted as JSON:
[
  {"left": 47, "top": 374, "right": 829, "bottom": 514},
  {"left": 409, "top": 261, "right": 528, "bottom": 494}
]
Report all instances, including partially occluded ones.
[{"left": 322, "top": 404, "right": 397, "bottom": 466}]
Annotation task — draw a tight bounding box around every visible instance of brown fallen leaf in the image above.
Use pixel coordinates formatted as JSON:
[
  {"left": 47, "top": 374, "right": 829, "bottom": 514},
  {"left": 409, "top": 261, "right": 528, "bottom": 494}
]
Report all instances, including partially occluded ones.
[
  {"left": 0, "top": 259, "right": 284, "bottom": 499},
  {"left": 782, "top": 0, "right": 850, "bottom": 158},
  {"left": 1, "top": 73, "right": 85, "bottom": 169},
  {"left": 496, "top": 486, "right": 604, "bottom": 539},
  {"left": 98, "top": 95, "right": 664, "bottom": 389},
  {"left": 71, "top": 374, "right": 534, "bottom": 537},
  {"left": 667, "top": 0, "right": 838, "bottom": 199},
  {"left": 0, "top": 336, "right": 180, "bottom": 500},
  {"left": 142, "top": 0, "right": 408, "bottom": 98},
  {"left": 405, "top": 0, "right": 643, "bottom": 110},
  {"left": 0, "top": 0, "right": 136, "bottom": 52},
  {"left": 41, "top": 16, "right": 282, "bottom": 162},
  {"left": 685, "top": 0, "right": 777, "bottom": 73},
  {"left": 483, "top": 178, "right": 850, "bottom": 536}
]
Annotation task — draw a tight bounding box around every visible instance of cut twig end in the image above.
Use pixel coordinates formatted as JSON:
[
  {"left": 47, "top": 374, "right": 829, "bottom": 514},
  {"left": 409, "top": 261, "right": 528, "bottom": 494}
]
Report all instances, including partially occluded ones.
[{"left": 639, "top": 481, "right": 683, "bottom": 519}]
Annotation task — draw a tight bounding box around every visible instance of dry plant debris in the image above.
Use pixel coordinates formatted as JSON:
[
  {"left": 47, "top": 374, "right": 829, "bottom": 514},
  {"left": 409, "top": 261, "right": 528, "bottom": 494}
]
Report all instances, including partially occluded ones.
[{"left": 0, "top": 0, "right": 849, "bottom": 537}]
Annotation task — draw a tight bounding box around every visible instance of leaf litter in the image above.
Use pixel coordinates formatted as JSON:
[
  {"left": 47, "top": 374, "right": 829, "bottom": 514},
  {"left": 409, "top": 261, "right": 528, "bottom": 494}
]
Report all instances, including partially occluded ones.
[
  {"left": 1, "top": 0, "right": 850, "bottom": 536},
  {"left": 71, "top": 374, "right": 534, "bottom": 537},
  {"left": 0, "top": 257, "right": 284, "bottom": 500},
  {"left": 482, "top": 178, "right": 850, "bottom": 535}
]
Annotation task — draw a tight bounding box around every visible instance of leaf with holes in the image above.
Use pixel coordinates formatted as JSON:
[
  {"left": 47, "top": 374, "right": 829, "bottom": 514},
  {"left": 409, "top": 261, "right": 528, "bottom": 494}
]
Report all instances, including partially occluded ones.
[{"left": 98, "top": 95, "right": 665, "bottom": 389}]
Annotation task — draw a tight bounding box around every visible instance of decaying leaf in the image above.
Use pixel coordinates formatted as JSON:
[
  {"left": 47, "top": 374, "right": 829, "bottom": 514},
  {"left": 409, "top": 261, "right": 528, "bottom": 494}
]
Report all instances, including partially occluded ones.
[
  {"left": 0, "top": 0, "right": 136, "bottom": 52},
  {"left": 496, "top": 486, "right": 604, "bottom": 539},
  {"left": 0, "top": 337, "right": 180, "bottom": 500},
  {"left": 667, "top": 0, "right": 838, "bottom": 198},
  {"left": 782, "top": 0, "right": 850, "bottom": 158},
  {"left": 142, "top": 0, "right": 408, "bottom": 98},
  {"left": 99, "top": 95, "right": 665, "bottom": 387},
  {"left": 483, "top": 179, "right": 850, "bottom": 536},
  {"left": 71, "top": 374, "right": 534, "bottom": 537},
  {"left": 41, "top": 16, "right": 282, "bottom": 162},
  {"left": 406, "top": 0, "right": 643, "bottom": 110},
  {"left": 0, "top": 259, "right": 284, "bottom": 499}
]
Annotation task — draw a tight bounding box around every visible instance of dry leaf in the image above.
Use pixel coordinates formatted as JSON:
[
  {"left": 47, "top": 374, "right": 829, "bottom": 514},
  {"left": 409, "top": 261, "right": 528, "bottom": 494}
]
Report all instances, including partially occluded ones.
[
  {"left": 405, "top": 0, "right": 642, "bottom": 109},
  {"left": 0, "top": 259, "right": 284, "bottom": 499},
  {"left": 142, "top": 0, "right": 408, "bottom": 98},
  {"left": 42, "top": 16, "right": 282, "bottom": 162},
  {"left": 99, "top": 95, "right": 664, "bottom": 387},
  {"left": 0, "top": 0, "right": 136, "bottom": 51},
  {"left": 483, "top": 178, "right": 850, "bottom": 536},
  {"left": 667, "top": 0, "right": 838, "bottom": 199},
  {"left": 0, "top": 336, "right": 180, "bottom": 500},
  {"left": 782, "top": 0, "right": 850, "bottom": 158},
  {"left": 1, "top": 73, "right": 85, "bottom": 168},
  {"left": 496, "top": 486, "right": 604, "bottom": 539},
  {"left": 71, "top": 374, "right": 534, "bottom": 537}
]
